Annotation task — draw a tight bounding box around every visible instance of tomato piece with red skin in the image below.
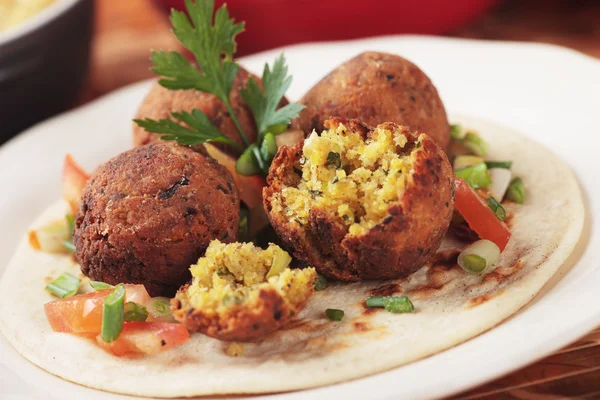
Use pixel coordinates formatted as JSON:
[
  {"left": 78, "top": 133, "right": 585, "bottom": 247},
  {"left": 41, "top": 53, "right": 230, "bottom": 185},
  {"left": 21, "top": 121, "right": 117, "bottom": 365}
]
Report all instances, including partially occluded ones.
[
  {"left": 62, "top": 154, "right": 90, "bottom": 215},
  {"left": 96, "top": 322, "right": 190, "bottom": 356},
  {"left": 454, "top": 178, "right": 511, "bottom": 251},
  {"left": 44, "top": 284, "right": 151, "bottom": 335}
]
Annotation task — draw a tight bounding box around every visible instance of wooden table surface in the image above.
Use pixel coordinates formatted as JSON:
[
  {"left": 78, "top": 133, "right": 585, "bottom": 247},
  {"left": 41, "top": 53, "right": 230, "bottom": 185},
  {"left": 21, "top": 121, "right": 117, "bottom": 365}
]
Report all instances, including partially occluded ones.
[{"left": 85, "top": 1, "right": 600, "bottom": 398}]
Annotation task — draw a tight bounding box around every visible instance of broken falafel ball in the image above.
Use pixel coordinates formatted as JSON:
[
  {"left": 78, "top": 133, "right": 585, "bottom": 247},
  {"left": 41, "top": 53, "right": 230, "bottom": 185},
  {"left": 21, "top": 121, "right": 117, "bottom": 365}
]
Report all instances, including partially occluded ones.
[
  {"left": 171, "top": 240, "right": 316, "bottom": 341},
  {"left": 263, "top": 118, "right": 454, "bottom": 281}
]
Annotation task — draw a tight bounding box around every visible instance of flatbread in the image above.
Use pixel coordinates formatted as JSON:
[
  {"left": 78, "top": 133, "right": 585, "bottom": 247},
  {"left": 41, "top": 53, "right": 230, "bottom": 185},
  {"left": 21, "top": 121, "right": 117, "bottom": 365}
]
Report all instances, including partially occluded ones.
[{"left": 0, "top": 115, "right": 584, "bottom": 397}]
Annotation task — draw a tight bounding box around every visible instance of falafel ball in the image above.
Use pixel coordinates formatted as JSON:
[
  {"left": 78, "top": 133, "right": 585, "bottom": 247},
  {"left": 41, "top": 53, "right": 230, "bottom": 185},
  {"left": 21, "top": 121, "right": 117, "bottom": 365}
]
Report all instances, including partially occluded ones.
[
  {"left": 172, "top": 240, "right": 316, "bottom": 341},
  {"left": 293, "top": 52, "right": 450, "bottom": 152},
  {"left": 133, "top": 67, "right": 287, "bottom": 156},
  {"left": 73, "top": 143, "right": 240, "bottom": 297},
  {"left": 263, "top": 118, "right": 454, "bottom": 281}
]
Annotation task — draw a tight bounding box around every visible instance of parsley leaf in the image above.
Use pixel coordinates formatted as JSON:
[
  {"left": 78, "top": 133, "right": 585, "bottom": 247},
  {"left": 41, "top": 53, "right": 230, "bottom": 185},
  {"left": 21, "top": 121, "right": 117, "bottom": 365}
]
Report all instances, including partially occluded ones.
[
  {"left": 242, "top": 54, "right": 305, "bottom": 138},
  {"left": 147, "top": 0, "right": 249, "bottom": 146},
  {"left": 133, "top": 109, "right": 241, "bottom": 148}
]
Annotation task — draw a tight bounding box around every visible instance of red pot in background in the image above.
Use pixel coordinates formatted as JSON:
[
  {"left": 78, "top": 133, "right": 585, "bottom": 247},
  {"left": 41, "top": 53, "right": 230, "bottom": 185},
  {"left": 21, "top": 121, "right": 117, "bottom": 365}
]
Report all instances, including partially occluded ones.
[{"left": 155, "top": 0, "right": 498, "bottom": 56}]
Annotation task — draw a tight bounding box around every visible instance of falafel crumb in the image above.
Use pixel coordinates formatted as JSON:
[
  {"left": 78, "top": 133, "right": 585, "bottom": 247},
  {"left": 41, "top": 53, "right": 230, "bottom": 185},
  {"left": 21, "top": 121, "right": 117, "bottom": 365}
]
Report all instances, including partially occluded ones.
[{"left": 225, "top": 342, "right": 244, "bottom": 357}]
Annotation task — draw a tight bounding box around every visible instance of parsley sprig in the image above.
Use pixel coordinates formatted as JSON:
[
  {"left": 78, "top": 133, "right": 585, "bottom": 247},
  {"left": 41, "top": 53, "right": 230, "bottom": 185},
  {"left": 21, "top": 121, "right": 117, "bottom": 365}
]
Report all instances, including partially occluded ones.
[
  {"left": 133, "top": 0, "right": 304, "bottom": 176},
  {"left": 242, "top": 54, "right": 305, "bottom": 141}
]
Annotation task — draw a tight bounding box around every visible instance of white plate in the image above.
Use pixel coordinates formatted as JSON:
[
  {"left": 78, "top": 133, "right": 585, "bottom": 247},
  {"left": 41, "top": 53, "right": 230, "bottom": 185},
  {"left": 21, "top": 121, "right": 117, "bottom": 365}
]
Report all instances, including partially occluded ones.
[{"left": 0, "top": 36, "right": 599, "bottom": 400}]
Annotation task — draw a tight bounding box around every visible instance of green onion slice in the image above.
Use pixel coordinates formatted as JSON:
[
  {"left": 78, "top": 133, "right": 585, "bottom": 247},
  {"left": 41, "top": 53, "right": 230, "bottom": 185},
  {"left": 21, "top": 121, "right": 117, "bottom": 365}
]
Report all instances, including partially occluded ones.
[
  {"left": 236, "top": 144, "right": 262, "bottom": 176},
  {"left": 267, "top": 123, "right": 289, "bottom": 135},
  {"left": 457, "top": 239, "right": 501, "bottom": 275},
  {"left": 62, "top": 240, "right": 75, "bottom": 252},
  {"left": 101, "top": 283, "right": 126, "bottom": 343},
  {"left": 453, "top": 155, "right": 484, "bottom": 170},
  {"left": 314, "top": 273, "right": 327, "bottom": 291},
  {"left": 124, "top": 302, "right": 149, "bottom": 322},
  {"left": 260, "top": 132, "right": 278, "bottom": 164},
  {"left": 366, "top": 296, "right": 415, "bottom": 313},
  {"left": 147, "top": 297, "right": 175, "bottom": 322},
  {"left": 450, "top": 124, "right": 465, "bottom": 140},
  {"left": 383, "top": 296, "right": 414, "bottom": 313},
  {"left": 45, "top": 272, "right": 80, "bottom": 298},
  {"left": 454, "top": 163, "right": 491, "bottom": 189},
  {"left": 365, "top": 296, "right": 385, "bottom": 308},
  {"left": 90, "top": 281, "right": 114, "bottom": 291},
  {"left": 487, "top": 196, "right": 507, "bottom": 222},
  {"left": 507, "top": 177, "right": 525, "bottom": 204},
  {"left": 325, "top": 308, "right": 344, "bottom": 321},
  {"left": 485, "top": 161, "right": 512, "bottom": 169},
  {"left": 463, "top": 132, "right": 489, "bottom": 157}
]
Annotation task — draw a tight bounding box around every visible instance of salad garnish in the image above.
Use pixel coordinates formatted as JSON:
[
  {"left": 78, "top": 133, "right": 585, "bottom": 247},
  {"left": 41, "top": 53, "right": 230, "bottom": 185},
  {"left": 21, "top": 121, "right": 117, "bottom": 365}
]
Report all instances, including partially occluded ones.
[
  {"left": 45, "top": 272, "right": 80, "bottom": 299},
  {"left": 457, "top": 239, "right": 501, "bottom": 274},
  {"left": 507, "top": 177, "right": 526, "bottom": 204},
  {"left": 325, "top": 308, "right": 344, "bottom": 321},
  {"left": 487, "top": 196, "right": 507, "bottom": 222},
  {"left": 133, "top": 0, "right": 304, "bottom": 177},
  {"left": 101, "top": 283, "right": 126, "bottom": 343},
  {"left": 366, "top": 296, "right": 415, "bottom": 313}
]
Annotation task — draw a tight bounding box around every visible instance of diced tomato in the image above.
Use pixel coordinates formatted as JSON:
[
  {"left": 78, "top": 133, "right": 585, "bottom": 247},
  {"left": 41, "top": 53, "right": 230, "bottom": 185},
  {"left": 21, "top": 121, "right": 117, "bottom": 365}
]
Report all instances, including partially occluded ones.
[
  {"left": 96, "top": 322, "right": 189, "bottom": 356},
  {"left": 44, "top": 284, "right": 151, "bottom": 335},
  {"left": 62, "top": 154, "right": 90, "bottom": 215},
  {"left": 454, "top": 178, "right": 511, "bottom": 251},
  {"left": 204, "top": 143, "right": 266, "bottom": 209}
]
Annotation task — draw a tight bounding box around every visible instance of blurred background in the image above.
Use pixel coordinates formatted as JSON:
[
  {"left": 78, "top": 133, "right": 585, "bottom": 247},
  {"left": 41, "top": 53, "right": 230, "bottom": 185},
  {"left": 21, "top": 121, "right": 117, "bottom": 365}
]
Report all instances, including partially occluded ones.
[{"left": 1, "top": 0, "right": 599, "bottom": 141}]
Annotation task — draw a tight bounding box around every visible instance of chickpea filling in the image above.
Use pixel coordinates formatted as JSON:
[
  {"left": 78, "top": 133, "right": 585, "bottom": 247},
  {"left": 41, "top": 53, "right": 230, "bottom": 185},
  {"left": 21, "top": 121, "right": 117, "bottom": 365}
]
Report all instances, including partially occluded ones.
[
  {"left": 181, "top": 240, "right": 315, "bottom": 312},
  {"left": 276, "top": 122, "right": 419, "bottom": 236}
]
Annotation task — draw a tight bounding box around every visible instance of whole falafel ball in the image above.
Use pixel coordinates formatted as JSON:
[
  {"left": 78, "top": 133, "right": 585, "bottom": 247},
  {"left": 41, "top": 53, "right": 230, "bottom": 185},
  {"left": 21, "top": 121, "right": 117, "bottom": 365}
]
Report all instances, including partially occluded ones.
[
  {"left": 294, "top": 52, "right": 450, "bottom": 152},
  {"left": 73, "top": 143, "right": 240, "bottom": 297},
  {"left": 133, "top": 67, "right": 287, "bottom": 156}
]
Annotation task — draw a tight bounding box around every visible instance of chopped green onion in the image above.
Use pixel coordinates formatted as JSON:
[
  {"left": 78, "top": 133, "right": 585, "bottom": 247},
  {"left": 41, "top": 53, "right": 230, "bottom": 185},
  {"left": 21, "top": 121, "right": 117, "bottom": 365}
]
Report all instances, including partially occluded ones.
[
  {"left": 147, "top": 297, "right": 175, "bottom": 322},
  {"left": 62, "top": 213, "right": 76, "bottom": 252},
  {"left": 267, "top": 124, "right": 289, "bottom": 135},
  {"left": 485, "top": 161, "right": 512, "bottom": 169},
  {"left": 463, "top": 132, "right": 488, "bottom": 157},
  {"left": 383, "top": 296, "right": 414, "bottom": 313},
  {"left": 453, "top": 155, "right": 484, "bottom": 170},
  {"left": 90, "top": 281, "right": 114, "bottom": 291},
  {"left": 461, "top": 254, "right": 487, "bottom": 273},
  {"left": 487, "top": 196, "right": 506, "bottom": 222},
  {"left": 45, "top": 272, "right": 80, "bottom": 298},
  {"left": 325, "top": 152, "right": 341, "bottom": 169},
  {"left": 507, "top": 177, "right": 525, "bottom": 204},
  {"left": 260, "top": 132, "right": 278, "bottom": 164},
  {"left": 450, "top": 124, "right": 465, "bottom": 140},
  {"left": 62, "top": 240, "right": 75, "bottom": 252},
  {"left": 266, "top": 248, "right": 292, "bottom": 279},
  {"left": 101, "top": 283, "right": 126, "bottom": 343},
  {"left": 124, "top": 302, "right": 148, "bottom": 322},
  {"left": 366, "top": 296, "right": 414, "bottom": 313},
  {"left": 454, "top": 163, "right": 491, "bottom": 189},
  {"left": 251, "top": 144, "right": 269, "bottom": 174},
  {"left": 236, "top": 145, "right": 261, "bottom": 176},
  {"left": 325, "top": 308, "right": 344, "bottom": 321},
  {"left": 365, "top": 296, "right": 385, "bottom": 308},
  {"left": 314, "top": 273, "right": 327, "bottom": 291},
  {"left": 458, "top": 239, "right": 501, "bottom": 274}
]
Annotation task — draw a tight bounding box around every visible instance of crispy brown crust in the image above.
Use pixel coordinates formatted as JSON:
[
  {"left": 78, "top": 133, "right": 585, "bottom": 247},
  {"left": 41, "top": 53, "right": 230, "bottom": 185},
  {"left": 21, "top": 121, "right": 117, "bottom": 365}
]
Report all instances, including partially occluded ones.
[
  {"left": 171, "top": 282, "right": 315, "bottom": 342},
  {"left": 73, "top": 143, "right": 240, "bottom": 297},
  {"left": 293, "top": 51, "right": 450, "bottom": 152},
  {"left": 263, "top": 118, "right": 454, "bottom": 281},
  {"left": 132, "top": 67, "right": 288, "bottom": 156}
]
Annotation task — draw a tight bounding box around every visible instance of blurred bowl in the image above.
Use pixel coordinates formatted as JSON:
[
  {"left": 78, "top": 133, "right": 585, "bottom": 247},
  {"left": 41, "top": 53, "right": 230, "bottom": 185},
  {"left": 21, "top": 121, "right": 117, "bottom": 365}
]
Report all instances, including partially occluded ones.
[
  {"left": 0, "top": 0, "right": 94, "bottom": 142},
  {"left": 155, "top": 0, "right": 499, "bottom": 56}
]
